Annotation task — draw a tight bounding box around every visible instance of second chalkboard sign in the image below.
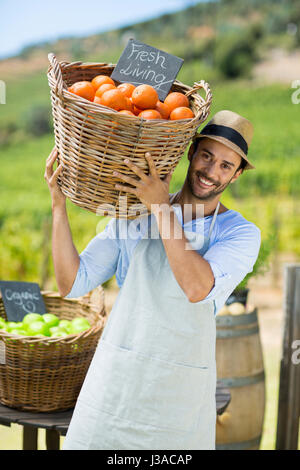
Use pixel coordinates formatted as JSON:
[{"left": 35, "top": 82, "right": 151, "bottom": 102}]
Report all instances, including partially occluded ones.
[
  {"left": 111, "top": 39, "right": 184, "bottom": 101},
  {"left": 0, "top": 281, "right": 47, "bottom": 323}
]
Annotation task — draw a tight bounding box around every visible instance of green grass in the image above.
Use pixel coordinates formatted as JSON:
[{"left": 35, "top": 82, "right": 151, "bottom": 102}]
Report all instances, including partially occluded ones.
[
  {"left": 260, "top": 344, "right": 281, "bottom": 450},
  {"left": 0, "top": 424, "right": 65, "bottom": 450},
  {"left": 0, "top": 135, "right": 100, "bottom": 285},
  {"left": 0, "top": 72, "right": 50, "bottom": 128},
  {"left": 260, "top": 343, "right": 300, "bottom": 450}
]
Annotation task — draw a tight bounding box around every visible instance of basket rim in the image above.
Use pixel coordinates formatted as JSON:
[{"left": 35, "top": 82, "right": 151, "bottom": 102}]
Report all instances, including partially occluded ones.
[
  {"left": 47, "top": 55, "right": 212, "bottom": 124},
  {"left": 62, "top": 89, "right": 204, "bottom": 124},
  {"left": 0, "top": 321, "right": 104, "bottom": 344}
]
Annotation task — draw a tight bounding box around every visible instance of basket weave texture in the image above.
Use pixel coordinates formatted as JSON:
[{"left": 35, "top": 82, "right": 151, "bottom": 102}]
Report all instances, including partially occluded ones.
[
  {"left": 47, "top": 53, "right": 212, "bottom": 218},
  {"left": 0, "top": 289, "right": 106, "bottom": 412}
]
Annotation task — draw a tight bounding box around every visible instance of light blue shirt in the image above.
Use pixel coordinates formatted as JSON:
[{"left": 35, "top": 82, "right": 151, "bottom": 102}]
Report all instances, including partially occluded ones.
[{"left": 65, "top": 205, "right": 261, "bottom": 315}]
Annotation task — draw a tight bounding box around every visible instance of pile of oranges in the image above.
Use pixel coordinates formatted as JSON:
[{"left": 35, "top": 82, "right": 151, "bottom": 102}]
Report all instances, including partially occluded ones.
[{"left": 67, "top": 75, "right": 195, "bottom": 121}]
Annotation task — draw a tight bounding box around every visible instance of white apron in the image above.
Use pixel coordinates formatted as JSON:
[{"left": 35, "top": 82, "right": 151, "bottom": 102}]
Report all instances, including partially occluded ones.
[{"left": 63, "top": 201, "right": 220, "bottom": 450}]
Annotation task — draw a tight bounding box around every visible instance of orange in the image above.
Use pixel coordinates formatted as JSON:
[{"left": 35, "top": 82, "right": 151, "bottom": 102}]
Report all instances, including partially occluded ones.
[
  {"left": 123, "top": 97, "right": 134, "bottom": 112},
  {"left": 91, "top": 75, "right": 115, "bottom": 91},
  {"left": 119, "top": 110, "right": 135, "bottom": 116},
  {"left": 93, "top": 96, "right": 103, "bottom": 105},
  {"left": 169, "top": 106, "right": 195, "bottom": 120},
  {"left": 164, "top": 92, "right": 189, "bottom": 113},
  {"left": 138, "top": 109, "right": 162, "bottom": 120},
  {"left": 155, "top": 101, "right": 170, "bottom": 119},
  {"left": 132, "top": 84, "right": 159, "bottom": 110},
  {"left": 100, "top": 89, "right": 127, "bottom": 111},
  {"left": 95, "top": 83, "right": 116, "bottom": 97},
  {"left": 132, "top": 101, "right": 144, "bottom": 116},
  {"left": 68, "top": 81, "right": 95, "bottom": 101},
  {"left": 117, "top": 83, "right": 136, "bottom": 98}
]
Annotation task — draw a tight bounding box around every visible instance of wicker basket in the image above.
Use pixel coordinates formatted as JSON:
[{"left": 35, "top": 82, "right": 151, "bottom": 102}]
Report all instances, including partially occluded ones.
[
  {"left": 47, "top": 53, "right": 212, "bottom": 218},
  {"left": 0, "top": 289, "right": 106, "bottom": 412}
]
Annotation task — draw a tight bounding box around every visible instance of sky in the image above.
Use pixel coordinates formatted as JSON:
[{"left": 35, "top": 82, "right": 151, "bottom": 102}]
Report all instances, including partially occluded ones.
[{"left": 0, "top": 0, "right": 201, "bottom": 59}]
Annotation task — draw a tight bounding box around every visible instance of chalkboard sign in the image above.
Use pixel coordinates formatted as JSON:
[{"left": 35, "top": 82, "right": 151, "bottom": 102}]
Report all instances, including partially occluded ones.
[
  {"left": 0, "top": 281, "right": 47, "bottom": 322},
  {"left": 111, "top": 39, "right": 184, "bottom": 101}
]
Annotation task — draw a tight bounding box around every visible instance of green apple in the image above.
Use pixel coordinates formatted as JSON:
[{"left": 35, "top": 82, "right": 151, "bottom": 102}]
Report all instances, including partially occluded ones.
[
  {"left": 5, "top": 322, "right": 17, "bottom": 331},
  {"left": 53, "top": 331, "right": 68, "bottom": 338},
  {"left": 72, "top": 317, "right": 91, "bottom": 328},
  {"left": 58, "top": 320, "right": 72, "bottom": 333},
  {"left": 6, "top": 321, "right": 24, "bottom": 332},
  {"left": 49, "top": 326, "right": 68, "bottom": 337},
  {"left": 43, "top": 313, "right": 59, "bottom": 328},
  {"left": 25, "top": 321, "right": 50, "bottom": 337},
  {"left": 23, "top": 313, "right": 44, "bottom": 326},
  {"left": 0, "top": 318, "right": 6, "bottom": 329},
  {"left": 70, "top": 317, "right": 91, "bottom": 334},
  {"left": 10, "top": 328, "right": 28, "bottom": 336}
]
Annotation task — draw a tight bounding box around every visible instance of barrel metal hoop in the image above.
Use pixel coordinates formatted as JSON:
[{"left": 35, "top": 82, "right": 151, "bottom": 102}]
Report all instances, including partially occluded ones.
[
  {"left": 216, "top": 309, "right": 257, "bottom": 327},
  {"left": 216, "top": 325, "right": 259, "bottom": 338},
  {"left": 218, "top": 371, "right": 265, "bottom": 388},
  {"left": 216, "top": 435, "right": 262, "bottom": 450}
]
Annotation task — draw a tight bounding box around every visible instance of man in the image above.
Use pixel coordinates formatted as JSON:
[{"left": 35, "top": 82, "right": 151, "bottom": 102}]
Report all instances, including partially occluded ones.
[{"left": 45, "top": 110, "right": 261, "bottom": 450}]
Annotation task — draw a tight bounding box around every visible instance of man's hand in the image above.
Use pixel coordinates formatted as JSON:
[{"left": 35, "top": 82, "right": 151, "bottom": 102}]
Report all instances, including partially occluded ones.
[
  {"left": 44, "top": 147, "right": 66, "bottom": 209},
  {"left": 113, "top": 152, "right": 174, "bottom": 212}
]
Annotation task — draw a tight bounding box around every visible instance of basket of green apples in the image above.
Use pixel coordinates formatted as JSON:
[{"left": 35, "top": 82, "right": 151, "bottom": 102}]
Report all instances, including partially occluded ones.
[{"left": 0, "top": 289, "right": 106, "bottom": 412}]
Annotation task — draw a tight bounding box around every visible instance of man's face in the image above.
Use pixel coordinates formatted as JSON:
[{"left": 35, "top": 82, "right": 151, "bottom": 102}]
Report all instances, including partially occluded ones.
[{"left": 187, "top": 137, "right": 243, "bottom": 201}]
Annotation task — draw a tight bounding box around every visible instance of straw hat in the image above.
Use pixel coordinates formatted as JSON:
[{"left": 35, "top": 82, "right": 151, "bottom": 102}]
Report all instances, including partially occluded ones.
[{"left": 191, "top": 110, "right": 255, "bottom": 170}]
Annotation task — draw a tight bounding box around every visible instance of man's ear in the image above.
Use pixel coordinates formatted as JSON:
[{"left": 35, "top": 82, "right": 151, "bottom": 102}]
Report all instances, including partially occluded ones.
[
  {"left": 230, "top": 168, "right": 243, "bottom": 183},
  {"left": 188, "top": 138, "right": 198, "bottom": 161}
]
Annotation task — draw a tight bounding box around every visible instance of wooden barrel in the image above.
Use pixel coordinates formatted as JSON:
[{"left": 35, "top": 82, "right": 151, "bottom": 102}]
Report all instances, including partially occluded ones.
[{"left": 215, "top": 308, "right": 266, "bottom": 450}]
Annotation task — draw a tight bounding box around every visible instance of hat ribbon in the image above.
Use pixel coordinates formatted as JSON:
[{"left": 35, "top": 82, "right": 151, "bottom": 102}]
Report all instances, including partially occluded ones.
[{"left": 200, "top": 124, "right": 248, "bottom": 155}]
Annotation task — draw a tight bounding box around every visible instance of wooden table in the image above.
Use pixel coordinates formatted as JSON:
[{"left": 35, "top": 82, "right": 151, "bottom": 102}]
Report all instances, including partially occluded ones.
[{"left": 0, "top": 381, "right": 230, "bottom": 450}]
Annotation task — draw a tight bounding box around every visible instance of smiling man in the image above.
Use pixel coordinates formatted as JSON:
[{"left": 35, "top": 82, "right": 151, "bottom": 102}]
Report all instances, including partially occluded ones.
[{"left": 45, "top": 109, "right": 261, "bottom": 450}]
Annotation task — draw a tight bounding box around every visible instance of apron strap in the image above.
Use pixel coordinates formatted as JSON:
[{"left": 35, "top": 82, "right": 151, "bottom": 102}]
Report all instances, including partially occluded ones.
[
  {"left": 207, "top": 201, "right": 220, "bottom": 240},
  {"left": 169, "top": 193, "right": 220, "bottom": 244}
]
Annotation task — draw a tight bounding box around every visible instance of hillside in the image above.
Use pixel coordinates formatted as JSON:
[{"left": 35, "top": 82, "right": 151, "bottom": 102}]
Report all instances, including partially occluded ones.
[
  {"left": 0, "top": 0, "right": 299, "bottom": 81},
  {"left": 1, "top": 0, "right": 299, "bottom": 135}
]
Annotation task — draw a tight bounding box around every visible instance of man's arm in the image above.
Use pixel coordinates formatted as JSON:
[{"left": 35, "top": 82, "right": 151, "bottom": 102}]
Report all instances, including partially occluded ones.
[
  {"left": 202, "top": 221, "right": 261, "bottom": 306},
  {"left": 154, "top": 205, "right": 261, "bottom": 305},
  {"left": 52, "top": 204, "right": 80, "bottom": 297},
  {"left": 153, "top": 204, "right": 215, "bottom": 302},
  {"left": 45, "top": 148, "right": 121, "bottom": 299},
  {"left": 113, "top": 153, "right": 215, "bottom": 302},
  {"left": 44, "top": 147, "right": 80, "bottom": 297},
  {"left": 113, "top": 153, "right": 261, "bottom": 305}
]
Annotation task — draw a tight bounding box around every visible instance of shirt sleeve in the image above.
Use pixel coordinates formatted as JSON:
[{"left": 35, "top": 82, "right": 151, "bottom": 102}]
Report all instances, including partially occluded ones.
[
  {"left": 65, "top": 218, "right": 120, "bottom": 299},
  {"left": 202, "top": 222, "right": 261, "bottom": 303}
]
